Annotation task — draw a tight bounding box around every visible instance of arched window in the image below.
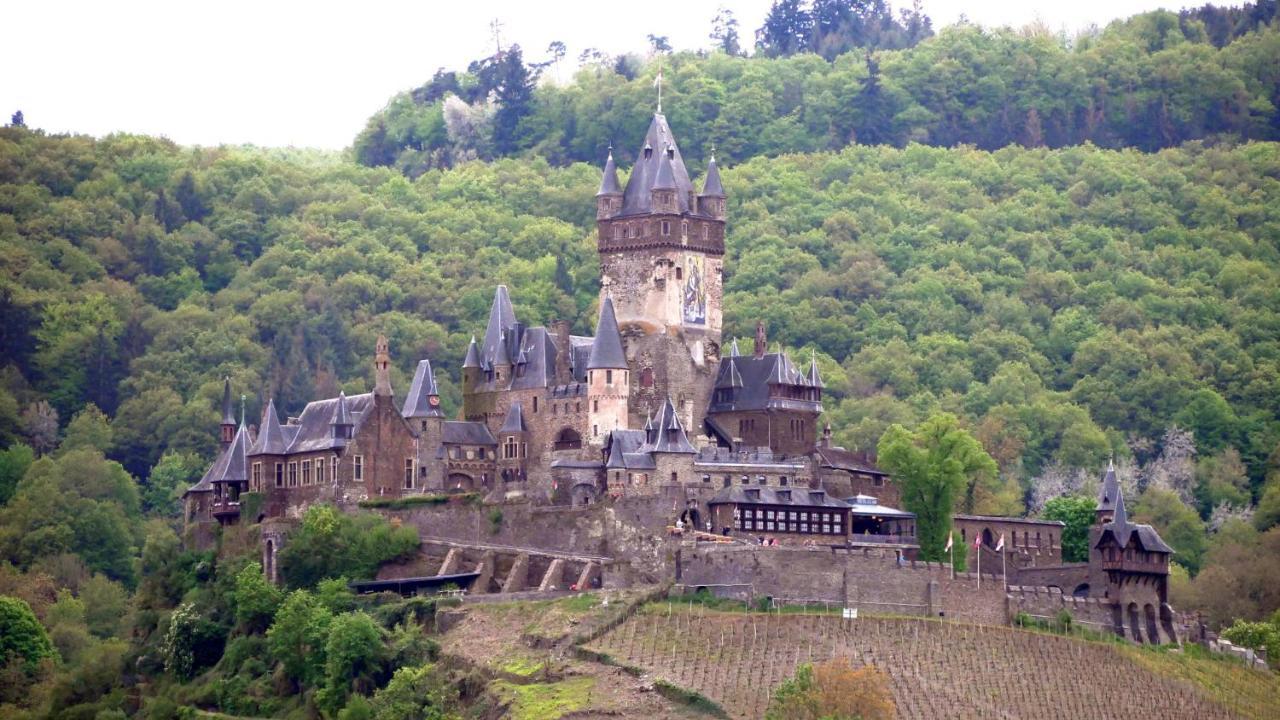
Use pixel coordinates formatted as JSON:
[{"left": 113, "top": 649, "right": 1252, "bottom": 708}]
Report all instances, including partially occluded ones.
[{"left": 553, "top": 428, "right": 582, "bottom": 451}]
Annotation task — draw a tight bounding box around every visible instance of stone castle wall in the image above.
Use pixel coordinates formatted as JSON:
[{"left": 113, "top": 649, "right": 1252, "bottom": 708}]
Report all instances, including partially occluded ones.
[
  {"left": 678, "top": 544, "right": 1008, "bottom": 626},
  {"left": 1005, "top": 585, "right": 1118, "bottom": 633}
]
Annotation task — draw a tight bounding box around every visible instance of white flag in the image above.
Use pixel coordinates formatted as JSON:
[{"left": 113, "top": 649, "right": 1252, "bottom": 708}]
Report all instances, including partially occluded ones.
[
  {"left": 944, "top": 531, "right": 953, "bottom": 552},
  {"left": 995, "top": 533, "right": 1005, "bottom": 551}
]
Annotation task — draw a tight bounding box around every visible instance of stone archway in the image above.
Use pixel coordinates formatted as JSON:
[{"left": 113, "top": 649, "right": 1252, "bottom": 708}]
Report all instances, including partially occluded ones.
[
  {"left": 1072, "top": 583, "right": 1090, "bottom": 598},
  {"left": 553, "top": 427, "right": 582, "bottom": 451},
  {"left": 570, "top": 482, "right": 599, "bottom": 506},
  {"left": 982, "top": 527, "right": 995, "bottom": 548},
  {"left": 1127, "top": 602, "right": 1143, "bottom": 643},
  {"left": 1144, "top": 603, "right": 1160, "bottom": 644},
  {"left": 447, "top": 473, "right": 475, "bottom": 492}
]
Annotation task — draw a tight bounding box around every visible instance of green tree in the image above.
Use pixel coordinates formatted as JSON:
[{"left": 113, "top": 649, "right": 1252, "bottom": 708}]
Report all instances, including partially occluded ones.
[
  {"left": 0, "top": 595, "right": 57, "bottom": 671},
  {"left": 1041, "top": 496, "right": 1096, "bottom": 563},
  {"left": 492, "top": 46, "right": 534, "bottom": 155},
  {"left": 0, "top": 443, "right": 34, "bottom": 506},
  {"left": 267, "top": 589, "right": 333, "bottom": 688},
  {"left": 319, "top": 611, "right": 385, "bottom": 714},
  {"left": 1134, "top": 486, "right": 1208, "bottom": 574},
  {"left": 278, "top": 505, "right": 418, "bottom": 588},
  {"left": 233, "top": 561, "right": 283, "bottom": 634},
  {"left": 366, "top": 664, "right": 458, "bottom": 720},
  {"left": 143, "top": 451, "right": 206, "bottom": 517},
  {"left": 58, "top": 403, "right": 114, "bottom": 455},
  {"left": 877, "top": 413, "right": 998, "bottom": 562}
]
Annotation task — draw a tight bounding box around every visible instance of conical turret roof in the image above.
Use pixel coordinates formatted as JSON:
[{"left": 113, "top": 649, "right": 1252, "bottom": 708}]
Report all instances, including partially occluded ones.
[
  {"left": 463, "top": 336, "right": 480, "bottom": 368},
  {"left": 808, "top": 350, "right": 824, "bottom": 388},
  {"left": 653, "top": 148, "right": 677, "bottom": 190},
  {"left": 402, "top": 359, "right": 443, "bottom": 418},
  {"left": 499, "top": 402, "right": 528, "bottom": 433},
  {"left": 249, "top": 398, "right": 288, "bottom": 455},
  {"left": 701, "top": 155, "right": 725, "bottom": 197},
  {"left": 620, "top": 114, "right": 696, "bottom": 216},
  {"left": 597, "top": 149, "right": 621, "bottom": 195},
  {"left": 483, "top": 285, "right": 516, "bottom": 367},
  {"left": 587, "top": 297, "right": 627, "bottom": 370},
  {"left": 642, "top": 397, "right": 696, "bottom": 454}
]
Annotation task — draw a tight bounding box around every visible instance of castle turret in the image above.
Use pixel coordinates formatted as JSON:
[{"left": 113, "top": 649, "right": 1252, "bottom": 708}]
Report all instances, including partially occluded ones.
[
  {"left": 1096, "top": 459, "right": 1120, "bottom": 525},
  {"left": 596, "top": 148, "right": 622, "bottom": 220},
  {"left": 497, "top": 402, "right": 529, "bottom": 483},
  {"left": 484, "top": 285, "right": 516, "bottom": 385},
  {"left": 220, "top": 376, "right": 236, "bottom": 447},
  {"left": 698, "top": 154, "right": 726, "bottom": 220},
  {"left": 462, "top": 336, "right": 481, "bottom": 395},
  {"left": 586, "top": 296, "right": 629, "bottom": 444},
  {"left": 404, "top": 359, "right": 444, "bottom": 489}
]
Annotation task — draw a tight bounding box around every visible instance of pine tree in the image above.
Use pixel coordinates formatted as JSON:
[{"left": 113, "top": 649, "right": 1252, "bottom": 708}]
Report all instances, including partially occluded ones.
[{"left": 492, "top": 45, "right": 533, "bottom": 156}]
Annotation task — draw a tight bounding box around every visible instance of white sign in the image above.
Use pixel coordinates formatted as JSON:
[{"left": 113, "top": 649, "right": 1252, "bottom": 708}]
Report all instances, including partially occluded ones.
[{"left": 842, "top": 608, "right": 858, "bottom": 619}]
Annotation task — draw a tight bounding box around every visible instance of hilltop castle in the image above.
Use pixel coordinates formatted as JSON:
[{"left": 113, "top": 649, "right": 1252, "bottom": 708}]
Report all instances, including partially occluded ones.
[{"left": 183, "top": 113, "right": 1178, "bottom": 646}]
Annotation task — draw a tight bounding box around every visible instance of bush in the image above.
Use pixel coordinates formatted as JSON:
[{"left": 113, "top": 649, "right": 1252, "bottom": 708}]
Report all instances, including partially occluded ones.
[
  {"left": 766, "top": 658, "right": 895, "bottom": 720},
  {"left": 0, "top": 595, "right": 57, "bottom": 671},
  {"left": 279, "top": 506, "right": 419, "bottom": 588}
]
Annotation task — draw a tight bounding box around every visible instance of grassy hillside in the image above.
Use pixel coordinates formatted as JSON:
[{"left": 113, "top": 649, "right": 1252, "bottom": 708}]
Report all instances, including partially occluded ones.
[{"left": 585, "top": 604, "right": 1280, "bottom": 719}]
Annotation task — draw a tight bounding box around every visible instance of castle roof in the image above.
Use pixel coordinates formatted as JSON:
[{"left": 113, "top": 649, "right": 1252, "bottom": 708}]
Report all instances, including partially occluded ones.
[
  {"left": 815, "top": 446, "right": 889, "bottom": 477},
  {"left": 708, "top": 486, "right": 847, "bottom": 509},
  {"left": 702, "top": 155, "right": 725, "bottom": 197},
  {"left": 597, "top": 150, "right": 621, "bottom": 195},
  {"left": 707, "top": 351, "right": 823, "bottom": 415},
  {"left": 462, "top": 336, "right": 480, "bottom": 368},
  {"left": 808, "top": 350, "right": 824, "bottom": 388},
  {"left": 1093, "top": 466, "right": 1173, "bottom": 554},
  {"left": 482, "top": 285, "right": 517, "bottom": 367},
  {"left": 249, "top": 398, "right": 289, "bottom": 455},
  {"left": 605, "top": 429, "right": 654, "bottom": 470},
  {"left": 619, "top": 113, "right": 698, "bottom": 216},
  {"left": 499, "top": 402, "right": 528, "bottom": 434},
  {"left": 402, "top": 359, "right": 443, "bottom": 418},
  {"left": 187, "top": 420, "right": 252, "bottom": 495},
  {"left": 639, "top": 397, "right": 696, "bottom": 454},
  {"left": 1096, "top": 460, "right": 1120, "bottom": 516},
  {"left": 290, "top": 392, "right": 373, "bottom": 454},
  {"left": 586, "top": 297, "right": 627, "bottom": 370},
  {"left": 442, "top": 420, "right": 496, "bottom": 446}
]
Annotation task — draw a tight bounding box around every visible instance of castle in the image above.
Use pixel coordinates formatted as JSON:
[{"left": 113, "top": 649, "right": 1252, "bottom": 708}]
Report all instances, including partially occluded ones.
[{"left": 183, "top": 113, "right": 1178, "bottom": 645}]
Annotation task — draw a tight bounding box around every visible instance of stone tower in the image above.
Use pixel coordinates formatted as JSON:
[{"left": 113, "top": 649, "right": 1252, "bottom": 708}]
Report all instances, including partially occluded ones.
[
  {"left": 586, "top": 296, "right": 630, "bottom": 445},
  {"left": 595, "top": 113, "right": 725, "bottom": 428}
]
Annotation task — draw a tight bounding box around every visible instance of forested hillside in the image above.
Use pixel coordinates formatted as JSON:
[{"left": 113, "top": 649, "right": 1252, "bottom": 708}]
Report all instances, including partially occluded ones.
[{"left": 354, "top": 5, "right": 1280, "bottom": 176}]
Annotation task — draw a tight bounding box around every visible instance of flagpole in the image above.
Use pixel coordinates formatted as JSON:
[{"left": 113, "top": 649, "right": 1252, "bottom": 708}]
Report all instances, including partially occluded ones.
[
  {"left": 976, "top": 541, "right": 981, "bottom": 592},
  {"left": 1002, "top": 544, "right": 1007, "bottom": 591},
  {"left": 949, "top": 535, "right": 954, "bottom": 580}
]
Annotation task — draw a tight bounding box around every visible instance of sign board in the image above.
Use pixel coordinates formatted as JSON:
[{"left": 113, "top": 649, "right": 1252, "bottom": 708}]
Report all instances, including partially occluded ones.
[{"left": 842, "top": 607, "right": 858, "bottom": 620}]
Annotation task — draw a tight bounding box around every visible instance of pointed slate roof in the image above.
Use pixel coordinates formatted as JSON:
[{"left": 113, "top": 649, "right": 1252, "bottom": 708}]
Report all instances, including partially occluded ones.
[
  {"left": 701, "top": 155, "right": 725, "bottom": 197},
  {"left": 619, "top": 114, "right": 697, "bottom": 216},
  {"left": 483, "top": 285, "right": 517, "bottom": 366},
  {"left": 808, "top": 350, "right": 824, "bottom": 389},
  {"left": 1097, "top": 459, "right": 1120, "bottom": 516},
  {"left": 706, "top": 352, "right": 824, "bottom": 415},
  {"left": 499, "top": 402, "right": 528, "bottom": 434},
  {"left": 729, "top": 338, "right": 740, "bottom": 357},
  {"left": 653, "top": 148, "right": 677, "bottom": 190},
  {"left": 186, "top": 420, "right": 252, "bottom": 496},
  {"left": 332, "top": 391, "right": 352, "bottom": 427},
  {"left": 402, "top": 359, "right": 443, "bottom": 418},
  {"left": 1094, "top": 466, "right": 1174, "bottom": 554},
  {"left": 597, "top": 149, "right": 621, "bottom": 195},
  {"left": 605, "top": 429, "right": 654, "bottom": 470},
  {"left": 715, "top": 357, "right": 743, "bottom": 389},
  {"left": 221, "top": 377, "right": 235, "bottom": 426},
  {"left": 641, "top": 397, "right": 696, "bottom": 454},
  {"left": 587, "top": 297, "right": 627, "bottom": 370},
  {"left": 249, "top": 399, "right": 288, "bottom": 455},
  {"left": 462, "top": 336, "right": 480, "bottom": 368}
]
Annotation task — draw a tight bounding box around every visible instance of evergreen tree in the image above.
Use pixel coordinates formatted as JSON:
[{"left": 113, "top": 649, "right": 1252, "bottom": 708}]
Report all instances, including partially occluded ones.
[
  {"left": 492, "top": 45, "right": 533, "bottom": 156},
  {"left": 757, "top": 0, "right": 813, "bottom": 57},
  {"left": 710, "top": 7, "right": 742, "bottom": 55}
]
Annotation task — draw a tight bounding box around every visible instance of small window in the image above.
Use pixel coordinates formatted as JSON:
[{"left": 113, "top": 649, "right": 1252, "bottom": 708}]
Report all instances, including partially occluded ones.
[
  {"left": 614, "top": 225, "right": 622, "bottom": 240},
  {"left": 533, "top": 396, "right": 539, "bottom": 413},
  {"left": 354, "top": 455, "right": 364, "bottom": 482},
  {"left": 252, "top": 463, "right": 262, "bottom": 492},
  {"left": 681, "top": 220, "right": 688, "bottom": 237},
  {"left": 605, "top": 369, "right": 613, "bottom": 384},
  {"left": 671, "top": 471, "right": 678, "bottom": 483},
  {"left": 301, "top": 460, "right": 311, "bottom": 485},
  {"left": 676, "top": 266, "right": 683, "bottom": 280},
  {"left": 593, "top": 424, "right": 599, "bottom": 437},
  {"left": 661, "top": 220, "right": 671, "bottom": 236},
  {"left": 288, "top": 462, "right": 298, "bottom": 487},
  {"left": 404, "top": 458, "right": 414, "bottom": 489}
]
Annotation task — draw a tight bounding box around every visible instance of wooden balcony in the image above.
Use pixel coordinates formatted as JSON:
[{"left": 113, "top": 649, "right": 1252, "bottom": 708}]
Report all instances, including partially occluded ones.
[{"left": 1102, "top": 558, "right": 1169, "bottom": 575}]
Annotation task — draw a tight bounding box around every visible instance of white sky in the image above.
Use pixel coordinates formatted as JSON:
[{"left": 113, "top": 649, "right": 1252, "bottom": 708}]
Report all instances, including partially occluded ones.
[{"left": 3, "top": 0, "right": 1183, "bottom": 150}]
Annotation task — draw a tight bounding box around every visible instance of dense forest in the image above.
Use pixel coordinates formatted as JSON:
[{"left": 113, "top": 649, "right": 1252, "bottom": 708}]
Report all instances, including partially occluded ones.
[{"left": 2, "top": 1, "right": 1280, "bottom": 717}]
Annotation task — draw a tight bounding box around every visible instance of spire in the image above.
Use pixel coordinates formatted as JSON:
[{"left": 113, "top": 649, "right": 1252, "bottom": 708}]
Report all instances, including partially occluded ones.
[
  {"left": 729, "top": 338, "right": 740, "bottom": 357},
  {"left": 701, "top": 154, "right": 725, "bottom": 198},
  {"left": 463, "top": 335, "right": 481, "bottom": 368},
  {"left": 483, "top": 285, "right": 517, "bottom": 367},
  {"left": 597, "top": 148, "right": 621, "bottom": 195},
  {"left": 1110, "top": 482, "right": 1129, "bottom": 536},
  {"left": 715, "top": 357, "right": 743, "bottom": 389},
  {"left": 1097, "top": 458, "right": 1121, "bottom": 520},
  {"left": 644, "top": 396, "right": 696, "bottom": 454},
  {"left": 331, "top": 392, "right": 353, "bottom": 441},
  {"left": 374, "top": 335, "right": 392, "bottom": 397},
  {"left": 808, "top": 349, "right": 824, "bottom": 388},
  {"left": 653, "top": 148, "right": 677, "bottom": 190},
  {"left": 499, "top": 402, "right": 528, "bottom": 433},
  {"left": 587, "top": 297, "right": 627, "bottom": 370},
  {"left": 221, "top": 377, "right": 235, "bottom": 425},
  {"left": 403, "top": 359, "right": 443, "bottom": 418},
  {"left": 620, "top": 114, "right": 696, "bottom": 215},
  {"left": 249, "top": 398, "right": 288, "bottom": 455}
]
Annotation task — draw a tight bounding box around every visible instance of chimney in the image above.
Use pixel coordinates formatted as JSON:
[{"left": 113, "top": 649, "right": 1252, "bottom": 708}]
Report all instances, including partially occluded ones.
[
  {"left": 552, "top": 319, "right": 572, "bottom": 383},
  {"left": 754, "top": 321, "right": 767, "bottom": 359}
]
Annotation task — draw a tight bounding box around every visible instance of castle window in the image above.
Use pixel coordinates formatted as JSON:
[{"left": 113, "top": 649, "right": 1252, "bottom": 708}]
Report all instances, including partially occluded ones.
[
  {"left": 275, "top": 463, "right": 284, "bottom": 487},
  {"left": 671, "top": 471, "right": 678, "bottom": 483},
  {"left": 504, "top": 436, "right": 518, "bottom": 459},
  {"left": 780, "top": 476, "right": 788, "bottom": 486},
  {"left": 332, "top": 456, "right": 338, "bottom": 481},
  {"left": 640, "top": 368, "right": 654, "bottom": 387},
  {"left": 592, "top": 424, "right": 598, "bottom": 437},
  {"left": 593, "top": 399, "right": 599, "bottom": 412},
  {"left": 614, "top": 225, "right": 623, "bottom": 240},
  {"left": 354, "top": 455, "right": 364, "bottom": 482},
  {"left": 302, "top": 460, "right": 311, "bottom": 485},
  {"left": 288, "top": 462, "right": 298, "bottom": 487},
  {"left": 874, "top": 476, "right": 883, "bottom": 487},
  {"left": 533, "top": 396, "right": 539, "bottom": 413},
  {"left": 606, "top": 369, "right": 613, "bottom": 384},
  {"left": 252, "top": 463, "right": 262, "bottom": 492},
  {"left": 478, "top": 447, "right": 486, "bottom": 459},
  {"left": 404, "top": 458, "right": 414, "bottom": 489},
  {"left": 661, "top": 220, "right": 671, "bottom": 236},
  {"left": 676, "top": 266, "right": 683, "bottom": 280},
  {"left": 703, "top": 225, "right": 709, "bottom": 241},
  {"left": 422, "top": 420, "right": 428, "bottom": 431},
  {"left": 681, "top": 220, "right": 688, "bottom": 237}
]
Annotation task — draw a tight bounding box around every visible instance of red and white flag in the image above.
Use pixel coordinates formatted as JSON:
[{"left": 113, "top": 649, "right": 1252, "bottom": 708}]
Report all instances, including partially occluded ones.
[
  {"left": 995, "top": 533, "right": 1005, "bottom": 551},
  {"left": 973, "top": 535, "right": 982, "bottom": 549},
  {"left": 944, "top": 532, "right": 953, "bottom": 552}
]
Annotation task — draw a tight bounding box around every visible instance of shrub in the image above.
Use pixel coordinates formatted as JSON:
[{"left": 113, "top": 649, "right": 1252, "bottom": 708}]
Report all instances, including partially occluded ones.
[
  {"left": 766, "top": 658, "right": 895, "bottom": 720},
  {"left": 0, "top": 595, "right": 56, "bottom": 671}
]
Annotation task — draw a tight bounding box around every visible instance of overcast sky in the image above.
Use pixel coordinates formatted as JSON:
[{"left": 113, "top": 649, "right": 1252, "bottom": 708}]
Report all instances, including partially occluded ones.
[{"left": 4, "top": 0, "right": 1184, "bottom": 149}]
